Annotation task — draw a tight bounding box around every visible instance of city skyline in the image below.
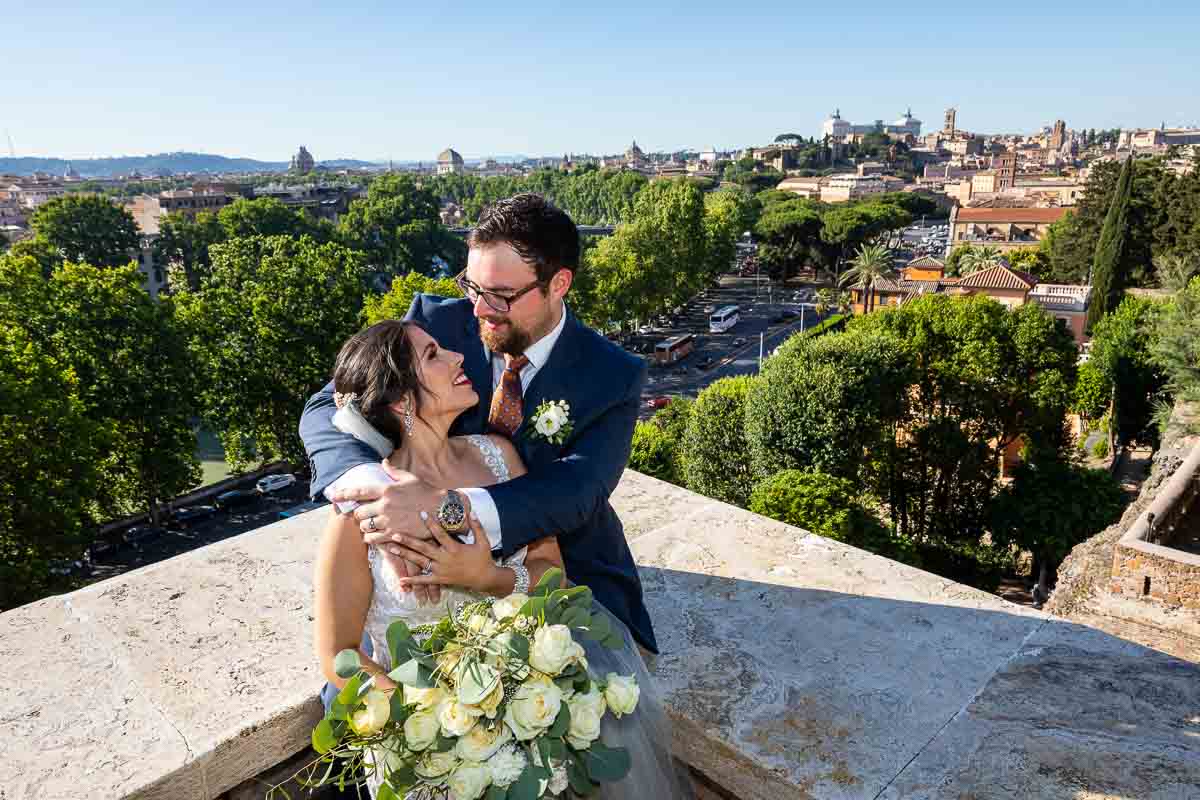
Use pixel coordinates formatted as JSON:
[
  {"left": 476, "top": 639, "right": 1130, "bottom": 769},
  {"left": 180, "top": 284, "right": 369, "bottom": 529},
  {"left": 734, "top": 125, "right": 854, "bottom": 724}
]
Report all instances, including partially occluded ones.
[{"left": 5, "top": 0, "right": 1200, "bottom": 162}]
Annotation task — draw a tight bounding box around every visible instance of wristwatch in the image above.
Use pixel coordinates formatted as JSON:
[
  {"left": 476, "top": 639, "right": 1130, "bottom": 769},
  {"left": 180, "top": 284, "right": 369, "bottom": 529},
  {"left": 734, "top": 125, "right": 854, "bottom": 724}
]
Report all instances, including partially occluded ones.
[{"left": 436, "top": 489, "right": 469, "bottom": 534}]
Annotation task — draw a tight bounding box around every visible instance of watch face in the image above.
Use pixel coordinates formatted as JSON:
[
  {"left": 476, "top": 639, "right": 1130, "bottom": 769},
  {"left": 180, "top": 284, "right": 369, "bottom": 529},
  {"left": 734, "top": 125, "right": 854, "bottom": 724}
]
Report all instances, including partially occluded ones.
[{"left": 439, "top": 493, "right": 467, "bottom": 530}]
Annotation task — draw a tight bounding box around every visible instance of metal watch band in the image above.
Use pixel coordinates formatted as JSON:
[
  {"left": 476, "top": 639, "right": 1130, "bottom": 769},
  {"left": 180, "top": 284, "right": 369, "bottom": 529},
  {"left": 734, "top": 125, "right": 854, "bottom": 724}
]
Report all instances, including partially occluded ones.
[{"left": 508, "top": 563, "right": 530, "bottom": 594}]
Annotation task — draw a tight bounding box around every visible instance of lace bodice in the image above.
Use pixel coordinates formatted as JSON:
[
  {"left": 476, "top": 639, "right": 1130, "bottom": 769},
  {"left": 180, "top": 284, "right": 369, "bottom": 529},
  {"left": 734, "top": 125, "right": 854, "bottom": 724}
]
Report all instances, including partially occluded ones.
[{"left": 362, "top": 434, "right": 524, "bottom": 671}]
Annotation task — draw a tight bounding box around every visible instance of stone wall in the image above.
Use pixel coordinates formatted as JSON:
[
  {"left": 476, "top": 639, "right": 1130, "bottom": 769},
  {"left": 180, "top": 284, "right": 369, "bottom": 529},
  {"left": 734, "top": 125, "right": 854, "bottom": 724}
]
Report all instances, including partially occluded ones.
[{"left": 3, "top": 471, "right": 1200, "bottom": 799}]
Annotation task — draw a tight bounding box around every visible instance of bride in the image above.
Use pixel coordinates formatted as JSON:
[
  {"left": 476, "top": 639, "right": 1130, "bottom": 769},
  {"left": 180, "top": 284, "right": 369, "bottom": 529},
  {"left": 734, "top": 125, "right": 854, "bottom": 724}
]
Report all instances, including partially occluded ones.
[{"left": 313, "top": 319, "right": 691, "bottom": 799}]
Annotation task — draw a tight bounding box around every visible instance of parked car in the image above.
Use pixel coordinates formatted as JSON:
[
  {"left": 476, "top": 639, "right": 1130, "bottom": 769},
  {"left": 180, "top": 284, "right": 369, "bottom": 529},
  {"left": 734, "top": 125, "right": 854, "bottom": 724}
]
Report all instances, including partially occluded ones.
[
  {"left": 215, "top": 488, "right": 259, "bottom": 510},
  {"left": 703, "top": 304, "right": 715, "bottom": 313},
  {"left": 123, "top": 524, "right": 162, "bottom": 545},
  {"left": 257, "top": 473, "right": 297, "bottom": 494},
  {"left": 733, "top": 337, "right": 748, "bottom": 347},
  {"left": 698, "top": 355, "right": 715, "bottom": 369},
  {"left": 171, "top": 505, "right": 218, "bottom": 527},
  {"left": 780, "top": 309, "right": 798, "bottom": 320},
  {"left": 645, "top": 396, "right": 672, "bottom": 410}
]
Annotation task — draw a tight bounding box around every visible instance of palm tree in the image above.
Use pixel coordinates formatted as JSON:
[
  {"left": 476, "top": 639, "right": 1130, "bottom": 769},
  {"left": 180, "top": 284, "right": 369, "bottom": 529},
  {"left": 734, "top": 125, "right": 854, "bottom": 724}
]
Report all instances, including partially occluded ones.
[
  {"left": 839, "top": 243, "right": 894, "bottom": 313},
  {"left": 958, "top": 245, "right": 1004, "bottom": 275}
]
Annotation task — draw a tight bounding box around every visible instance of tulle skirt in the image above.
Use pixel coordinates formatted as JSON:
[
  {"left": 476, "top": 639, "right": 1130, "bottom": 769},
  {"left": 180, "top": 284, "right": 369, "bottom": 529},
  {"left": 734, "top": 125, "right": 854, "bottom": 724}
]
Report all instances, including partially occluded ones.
[{"left": 581, "top": 601, "right": 694, "bottom": 800}]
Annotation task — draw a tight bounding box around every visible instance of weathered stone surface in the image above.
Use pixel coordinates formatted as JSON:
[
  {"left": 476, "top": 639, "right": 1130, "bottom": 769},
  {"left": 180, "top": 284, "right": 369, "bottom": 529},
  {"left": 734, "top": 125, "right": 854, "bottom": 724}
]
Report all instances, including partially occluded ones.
[
  {"left": 3, "top": 469, "right": 1199, "bottom": 800},
  {"left": 878, "top": 620, "right": 1200, "bottom": 799}
]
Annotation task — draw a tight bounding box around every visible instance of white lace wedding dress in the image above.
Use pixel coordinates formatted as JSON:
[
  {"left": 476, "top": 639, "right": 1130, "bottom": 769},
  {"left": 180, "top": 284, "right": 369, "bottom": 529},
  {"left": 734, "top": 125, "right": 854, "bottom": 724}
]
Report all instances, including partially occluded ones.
[{"left": 360, "top": 434, "right": 692, "bottom": 799}]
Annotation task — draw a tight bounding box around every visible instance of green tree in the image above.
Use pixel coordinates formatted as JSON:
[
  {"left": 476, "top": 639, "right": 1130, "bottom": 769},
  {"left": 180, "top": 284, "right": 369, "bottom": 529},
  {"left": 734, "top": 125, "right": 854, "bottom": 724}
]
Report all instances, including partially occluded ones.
[
  {"left": 1089, "top": 295, "right": 1165, "bottom": 446},
  {"left": 682, "top": 376, "right": 757, "bottom": 506},
  {"left": 218, "top": 197, "right": 330, "bottom": 241},
  {"left": 990, "top": 456, "right": 1124, "bottom": 604},
  {"left": 29, "top": 194, "right": 140, "bottom": 269},
  {"left": 155, "top": 210, "right": 225, "bottom": 291},
  {"left": 1087, "top": 156, "right": 1135, "bottom": 331},
  {"left": 1071, "top": 360, "right": 1110, "bottom": 421},
  {"left": 755, "top": 199, "right": 824, "bottom": 280},
  {"left": 174, "top": 236, "right": 368, "bottom": 469},
  {"left": 839, "top": 242, "right": 894, "bottom": 313},
  {"left": 0, "top": 324, "right": 104, "bottom": 610},
  {"left": 1004, "top": 247, "right": 1050, "bottom": 279},
  {"left": 363, "top": 272, "right": 463, "bottom": 326},
  {"left": 338, "top": 174, "right": 463, "bottom": 280},
  {"left": 957, "top": 244, "right": 1004, "bottom": 274},
  {"left": 0, "top": 256, "right": 200, "bottom": 524}
]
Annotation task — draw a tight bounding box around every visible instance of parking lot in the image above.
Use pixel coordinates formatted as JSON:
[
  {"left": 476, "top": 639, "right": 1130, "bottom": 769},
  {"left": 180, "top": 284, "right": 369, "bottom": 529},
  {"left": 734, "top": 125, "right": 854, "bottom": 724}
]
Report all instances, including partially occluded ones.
[
  {"left": 83, "top": 476, "right": 326, "bottom": 583},
  {"left": 627, "top": 274, "right": 831, "bottom": 418}
]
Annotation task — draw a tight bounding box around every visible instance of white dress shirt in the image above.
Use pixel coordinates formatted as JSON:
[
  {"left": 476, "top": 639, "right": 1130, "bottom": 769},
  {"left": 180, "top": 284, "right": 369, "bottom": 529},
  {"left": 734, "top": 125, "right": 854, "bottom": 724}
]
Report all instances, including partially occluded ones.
[{"left": 327, "top": 302, "right": 569, "bottom": 549}]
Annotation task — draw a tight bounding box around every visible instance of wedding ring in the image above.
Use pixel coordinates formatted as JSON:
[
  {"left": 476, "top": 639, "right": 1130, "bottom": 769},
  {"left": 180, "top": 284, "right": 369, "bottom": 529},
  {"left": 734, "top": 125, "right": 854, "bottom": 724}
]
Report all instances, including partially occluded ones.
[{"left": 367, "top": 515, "right": 378, "bottom": 532}]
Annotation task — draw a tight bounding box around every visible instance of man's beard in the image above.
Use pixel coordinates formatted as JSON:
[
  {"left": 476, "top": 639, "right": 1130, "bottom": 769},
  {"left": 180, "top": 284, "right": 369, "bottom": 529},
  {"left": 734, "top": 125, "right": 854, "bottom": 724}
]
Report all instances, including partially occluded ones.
[{"left": 479, "top": 315, "right": 534, "bottom": 355}]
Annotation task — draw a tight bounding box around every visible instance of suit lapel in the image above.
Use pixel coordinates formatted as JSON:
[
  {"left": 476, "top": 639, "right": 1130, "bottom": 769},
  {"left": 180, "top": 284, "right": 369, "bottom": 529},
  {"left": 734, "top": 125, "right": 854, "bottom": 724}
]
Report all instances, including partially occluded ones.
[{"left": 517, "top": 310, "right": 585, "bottom": 448}]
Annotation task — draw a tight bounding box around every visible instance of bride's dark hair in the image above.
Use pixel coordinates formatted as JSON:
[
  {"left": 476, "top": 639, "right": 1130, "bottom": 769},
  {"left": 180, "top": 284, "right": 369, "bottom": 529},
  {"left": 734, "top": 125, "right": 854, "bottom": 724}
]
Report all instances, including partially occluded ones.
[{"left": 332, "top": 320, "right": 429, "bottom": 445}]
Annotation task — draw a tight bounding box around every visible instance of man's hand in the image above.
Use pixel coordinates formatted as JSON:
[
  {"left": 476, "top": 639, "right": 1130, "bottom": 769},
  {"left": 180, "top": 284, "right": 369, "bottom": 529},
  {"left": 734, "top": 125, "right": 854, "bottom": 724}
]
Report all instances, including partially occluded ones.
[{"left": 330, "top": 467, "right": 453, "bottom": 605}]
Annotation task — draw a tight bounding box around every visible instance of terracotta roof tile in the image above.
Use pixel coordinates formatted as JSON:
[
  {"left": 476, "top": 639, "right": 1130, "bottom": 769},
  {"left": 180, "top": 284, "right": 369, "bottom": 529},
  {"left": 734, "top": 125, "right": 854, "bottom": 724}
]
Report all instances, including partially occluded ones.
[{"left": 958, "top": 262, "right": 1039, "bottom": 291}]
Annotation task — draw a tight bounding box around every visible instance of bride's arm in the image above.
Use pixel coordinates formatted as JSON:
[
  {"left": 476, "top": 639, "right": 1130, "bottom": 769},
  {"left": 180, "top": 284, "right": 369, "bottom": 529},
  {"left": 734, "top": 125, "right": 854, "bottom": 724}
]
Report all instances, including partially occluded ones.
[{"left": 314, "top": 512, "right": 395, "bottom": 691}]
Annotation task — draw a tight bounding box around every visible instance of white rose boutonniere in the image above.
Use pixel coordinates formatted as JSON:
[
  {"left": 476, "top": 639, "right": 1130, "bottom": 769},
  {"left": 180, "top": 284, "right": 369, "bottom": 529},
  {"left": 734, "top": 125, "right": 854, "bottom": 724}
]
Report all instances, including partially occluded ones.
[{"left": 528, "top": 399, "right": 573, "bottom": 445}]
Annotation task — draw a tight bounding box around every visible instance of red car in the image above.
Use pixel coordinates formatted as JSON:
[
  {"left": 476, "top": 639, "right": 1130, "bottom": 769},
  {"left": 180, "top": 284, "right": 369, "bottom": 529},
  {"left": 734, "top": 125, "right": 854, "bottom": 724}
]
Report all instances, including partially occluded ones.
[{"left": 645, "top": 396, "right": 673, "bottom": 410}]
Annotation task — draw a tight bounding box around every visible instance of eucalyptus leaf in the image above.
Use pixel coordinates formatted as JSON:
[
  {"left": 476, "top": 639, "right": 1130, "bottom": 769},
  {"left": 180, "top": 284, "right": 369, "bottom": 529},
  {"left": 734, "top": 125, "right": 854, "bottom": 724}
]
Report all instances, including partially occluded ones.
[
  {"left": 434, "top": 732, "right": 457, "bottom": 752},
  {"left": 547, "top": 701, "right": 571, "bottom": 738},
  {"left": 377, "top": 785, "right": 399, "bottom": 800},
  {"left": 532, "top": 567, "right": 563, "bottom": 597},
  {"left": 507, "top": 763, "right": 542, "bottom": 800},
  {"left": 517, "top": 595, "right": 546, "bottom": 619},
  {"left": 546, "top": 737, "right": 567, "bottom": 761},
  {"left": 388, "top": 658, "right": 435, "bottom": 688},
  {"left": 333, "top": 648, "right": 362, "bottom": 679},
  {"left": 311, "top": 718, "right": 337, "bottom": 754},
  {"left": 387, "top": 620, "right": 419, "bottom": 668},
  {"left": 336, "top": 674, "right": 364, "bottom": 708},
  {"left": 389, "top": 692, "right": 412, "bottom": 726},
  {"left": 484, "top": 785, "right": 509, "bottom": 800},
  {"left": 566, "top": 755, "right": 596, "bottom": 796},
  {"left": 493, "top": 631, "right": 529, "bottom": 663},
  {"left": 582, "top": 742, "right": 632, "bottom": 782},
  {"left": 582, "top": 611, "right": 611, "bottom": 642}
]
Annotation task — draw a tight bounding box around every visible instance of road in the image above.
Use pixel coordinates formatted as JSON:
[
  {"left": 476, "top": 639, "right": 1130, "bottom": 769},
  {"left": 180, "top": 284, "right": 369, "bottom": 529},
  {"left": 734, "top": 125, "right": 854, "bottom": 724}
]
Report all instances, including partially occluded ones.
[{"left": 633, "top": 275, "right": 830, "bottom": 418}]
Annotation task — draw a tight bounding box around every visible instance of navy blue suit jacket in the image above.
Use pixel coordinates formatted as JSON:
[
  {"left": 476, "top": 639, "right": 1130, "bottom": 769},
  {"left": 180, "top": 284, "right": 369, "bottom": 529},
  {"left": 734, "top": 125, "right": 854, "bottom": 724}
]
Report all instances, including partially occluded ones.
[{"left": 299, "top": 295, "right": 656, "bottom": 652}]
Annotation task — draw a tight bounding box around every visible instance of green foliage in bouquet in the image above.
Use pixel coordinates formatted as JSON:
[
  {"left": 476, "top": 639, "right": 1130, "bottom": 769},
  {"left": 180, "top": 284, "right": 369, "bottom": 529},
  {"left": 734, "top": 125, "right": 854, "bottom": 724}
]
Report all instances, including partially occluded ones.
[{"left": 270, "top": 569, "right": 637, "bottom": 800}]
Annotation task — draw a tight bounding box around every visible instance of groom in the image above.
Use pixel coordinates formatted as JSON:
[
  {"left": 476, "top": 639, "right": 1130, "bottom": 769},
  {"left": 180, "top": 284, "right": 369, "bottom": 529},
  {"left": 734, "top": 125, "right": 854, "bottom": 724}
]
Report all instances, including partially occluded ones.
[{"left": 299, "top": 193, "right": 656, "bottom": 653}]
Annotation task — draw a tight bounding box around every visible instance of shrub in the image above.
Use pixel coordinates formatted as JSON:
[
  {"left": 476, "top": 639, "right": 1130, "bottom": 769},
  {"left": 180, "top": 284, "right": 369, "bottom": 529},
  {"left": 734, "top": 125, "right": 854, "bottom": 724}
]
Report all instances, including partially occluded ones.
[
  {"left": 1072, "top": 360, "right": 1110, "bottom": 420},
  {"left": 1091, "top": 437, "right": 1109, "bottom": 459},
  {"left": 629, "top": 422, "right": 680, "bottom": 484},
  {"left": 749, "top": 469, "right": 889, "bottom": 549},
  {"left": 681, "top": 376, "right": 757, "bottom": 506}
]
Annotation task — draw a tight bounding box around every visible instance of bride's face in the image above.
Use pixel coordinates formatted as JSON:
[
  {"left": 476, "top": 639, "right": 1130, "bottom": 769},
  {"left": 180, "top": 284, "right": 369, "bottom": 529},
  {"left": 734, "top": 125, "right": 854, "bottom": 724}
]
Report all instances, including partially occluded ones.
[{"left": 404, "top": 325, "right": 477, "bottom": 419}]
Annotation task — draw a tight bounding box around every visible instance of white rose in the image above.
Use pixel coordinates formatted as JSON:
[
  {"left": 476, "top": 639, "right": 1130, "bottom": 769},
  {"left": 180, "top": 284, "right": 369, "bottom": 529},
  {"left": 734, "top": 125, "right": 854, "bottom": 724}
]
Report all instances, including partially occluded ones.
[
  {"left": 565, "top": 703, "right": 602, "bottom": 750},
  {"left": 349, "top": 688, "right": 391, "bottom": 736},
  {"left": 404, "top": 684, "right": 447, "bottom": 711},
  {"left": 403, "top": 708, "right": 441, "bottom": 751},
  {"left": 536, "top": 413, "right": 560, "bottom": 437},
  {"left": 568, "top": 684, "right": 607, "bottom": 721},
  {"left": 414, "top": 749, "right": 459, "bottom": 780},
  {"left": 503, "top": 679, "right": 563, "bottom": 740},
  {"left": 529, "top": 625, "right": 578, "bottom": 676},
  {"left": 486, "top": 743, "right": 527, "bottom": 788},
  {"left": 456, "top": 720, "right": 512, "bottom": 762},
  {"left": 604, "top": 673, "right": 640, "bottom": 718},
  {"left": 439, "top": 698, "right": 483, "bottom": 738},
  {"left": 492, "top": 593, "right": 529, "bottom": 620},
  {"left": 447, "top": 760, "right": 492, "bottom": 800},
  {"left": 467, "top": 613, "right": 499, "bottom": 637}
]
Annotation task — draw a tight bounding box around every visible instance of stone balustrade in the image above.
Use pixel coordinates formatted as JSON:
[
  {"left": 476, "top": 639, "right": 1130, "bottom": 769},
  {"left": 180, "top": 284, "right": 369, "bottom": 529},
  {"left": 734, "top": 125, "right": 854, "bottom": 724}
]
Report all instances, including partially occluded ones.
[{"left": 3, "top": 470, "right": 1200, "bottom": 799}]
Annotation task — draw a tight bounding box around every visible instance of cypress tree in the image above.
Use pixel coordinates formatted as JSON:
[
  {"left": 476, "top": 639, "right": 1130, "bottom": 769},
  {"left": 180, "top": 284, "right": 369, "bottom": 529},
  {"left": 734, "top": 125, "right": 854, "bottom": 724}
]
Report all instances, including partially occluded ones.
[{"left": 1087, "top": 155, "right": 1134, "bottom": 332}]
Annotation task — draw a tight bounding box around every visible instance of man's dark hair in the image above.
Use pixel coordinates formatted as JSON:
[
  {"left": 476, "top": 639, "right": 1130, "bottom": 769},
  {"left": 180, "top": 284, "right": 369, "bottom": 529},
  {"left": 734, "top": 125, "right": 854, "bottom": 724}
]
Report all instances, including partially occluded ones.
[{"left": 468, "top": 193, "right": 580, "bottom": 283}]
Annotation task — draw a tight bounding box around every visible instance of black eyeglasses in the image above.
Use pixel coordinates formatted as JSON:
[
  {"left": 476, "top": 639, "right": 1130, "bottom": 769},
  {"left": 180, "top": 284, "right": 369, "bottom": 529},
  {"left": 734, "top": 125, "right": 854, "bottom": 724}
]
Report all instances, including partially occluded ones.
[{"left": 455, "top": 272, "right": 546, "bottom": 313}]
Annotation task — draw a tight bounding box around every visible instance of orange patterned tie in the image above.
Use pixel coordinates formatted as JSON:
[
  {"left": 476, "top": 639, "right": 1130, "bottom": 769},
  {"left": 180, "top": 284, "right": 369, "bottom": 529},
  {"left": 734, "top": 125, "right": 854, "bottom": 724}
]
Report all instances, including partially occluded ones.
[{"left": 488, "top": 354, "right": 529, "bottom": 437}]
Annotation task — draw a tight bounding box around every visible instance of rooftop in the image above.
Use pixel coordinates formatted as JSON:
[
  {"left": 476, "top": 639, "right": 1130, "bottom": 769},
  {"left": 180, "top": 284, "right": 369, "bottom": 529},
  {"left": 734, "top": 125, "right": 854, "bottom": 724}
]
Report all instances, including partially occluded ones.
[
  {"left": 957, "top": 262, "right": 1039, "bottom": 291},
  {"left": 955, "top": 206, "right": 1068, "bottom": 223}
]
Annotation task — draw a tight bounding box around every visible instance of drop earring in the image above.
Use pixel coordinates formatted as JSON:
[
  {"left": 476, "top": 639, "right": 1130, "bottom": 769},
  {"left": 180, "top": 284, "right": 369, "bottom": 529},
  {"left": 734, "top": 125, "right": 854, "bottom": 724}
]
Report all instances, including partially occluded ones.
[{"left": 404, "top": 402, "right": 414, "bottom": 437}]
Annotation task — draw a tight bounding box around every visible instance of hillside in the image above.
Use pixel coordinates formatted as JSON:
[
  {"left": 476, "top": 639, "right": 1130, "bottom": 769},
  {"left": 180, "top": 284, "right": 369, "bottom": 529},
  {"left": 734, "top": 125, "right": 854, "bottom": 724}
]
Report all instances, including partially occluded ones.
[{"left": 0, "top": 152, "right": 380, "bottom": 177}]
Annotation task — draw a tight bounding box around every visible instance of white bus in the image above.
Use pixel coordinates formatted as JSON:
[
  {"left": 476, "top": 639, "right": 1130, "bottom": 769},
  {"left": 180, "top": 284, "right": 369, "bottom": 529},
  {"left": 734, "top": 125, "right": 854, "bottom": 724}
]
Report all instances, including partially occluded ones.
[{"left": 709, "top": 305, "right": 740, "bottom": 333}]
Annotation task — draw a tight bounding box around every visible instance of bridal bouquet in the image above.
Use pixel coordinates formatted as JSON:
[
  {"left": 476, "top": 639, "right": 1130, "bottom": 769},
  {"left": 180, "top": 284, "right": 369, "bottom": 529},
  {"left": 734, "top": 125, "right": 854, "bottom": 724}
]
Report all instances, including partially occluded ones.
[{"left": 274, "top": 569, "right": 640, "bottom": 800}]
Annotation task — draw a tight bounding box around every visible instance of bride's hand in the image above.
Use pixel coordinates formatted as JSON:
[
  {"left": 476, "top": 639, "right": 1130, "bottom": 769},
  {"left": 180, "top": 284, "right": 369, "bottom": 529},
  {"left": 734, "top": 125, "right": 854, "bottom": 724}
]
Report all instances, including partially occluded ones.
[{"left": 397, "top": 512, "right": 507, "bottom": 596}]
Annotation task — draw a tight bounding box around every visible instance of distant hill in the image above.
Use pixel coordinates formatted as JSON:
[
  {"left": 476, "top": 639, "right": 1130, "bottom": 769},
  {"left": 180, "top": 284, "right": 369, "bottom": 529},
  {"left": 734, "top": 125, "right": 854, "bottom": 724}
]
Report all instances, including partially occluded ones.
[{"left": 0, "top": 152, "right": 381, "bottom": 178}]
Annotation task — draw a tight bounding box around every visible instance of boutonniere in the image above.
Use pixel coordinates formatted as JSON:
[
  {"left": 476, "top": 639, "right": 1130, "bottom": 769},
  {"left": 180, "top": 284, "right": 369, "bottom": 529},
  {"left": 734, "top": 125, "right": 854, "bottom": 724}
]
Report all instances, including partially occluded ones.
[{"left": 527, "top": 399, "right": 573, "bottom": 445}]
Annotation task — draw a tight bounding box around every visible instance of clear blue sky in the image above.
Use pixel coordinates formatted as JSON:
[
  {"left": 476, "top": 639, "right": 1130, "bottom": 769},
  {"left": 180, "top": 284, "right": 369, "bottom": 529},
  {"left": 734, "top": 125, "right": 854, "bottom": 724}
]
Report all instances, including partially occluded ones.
[{"left": 5, "top": 0, "right": 1198, "bottom": 162}]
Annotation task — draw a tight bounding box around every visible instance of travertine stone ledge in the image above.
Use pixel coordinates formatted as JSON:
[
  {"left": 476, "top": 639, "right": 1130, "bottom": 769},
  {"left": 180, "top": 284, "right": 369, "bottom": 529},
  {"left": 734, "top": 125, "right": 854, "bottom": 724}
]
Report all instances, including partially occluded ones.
[{"left": 3, "top": 470, "right": 1199, "bottom": 800}]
